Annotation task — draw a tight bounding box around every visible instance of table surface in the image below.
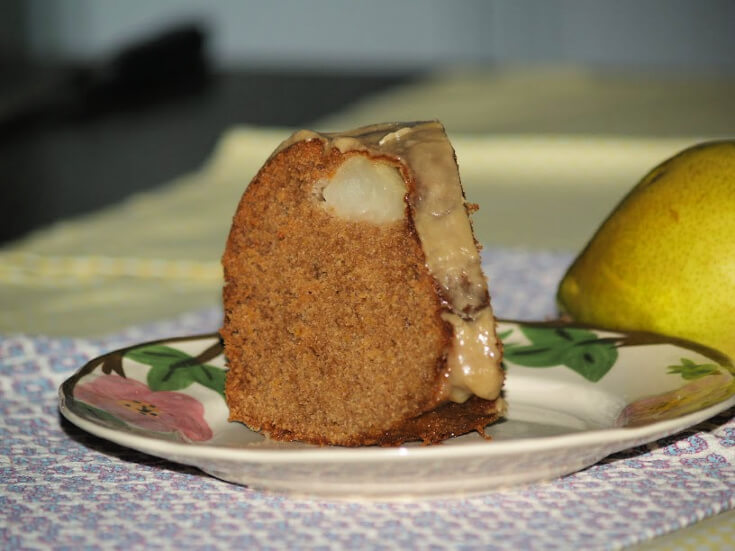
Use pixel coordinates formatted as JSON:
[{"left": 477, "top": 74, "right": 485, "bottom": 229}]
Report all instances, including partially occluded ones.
[{"left": 2, "top": 65, "right": 734, "bottom": 550}]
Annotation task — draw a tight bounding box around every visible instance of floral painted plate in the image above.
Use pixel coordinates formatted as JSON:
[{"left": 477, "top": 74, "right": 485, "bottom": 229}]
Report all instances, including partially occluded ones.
[{"left": 59, "top": 320, "right": 735, "bottom": 498}]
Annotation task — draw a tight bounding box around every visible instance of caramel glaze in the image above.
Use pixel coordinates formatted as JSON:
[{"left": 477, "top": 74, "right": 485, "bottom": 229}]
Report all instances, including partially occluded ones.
[{"left": 277, "top": 121, "right": 503, "bottom": 404}]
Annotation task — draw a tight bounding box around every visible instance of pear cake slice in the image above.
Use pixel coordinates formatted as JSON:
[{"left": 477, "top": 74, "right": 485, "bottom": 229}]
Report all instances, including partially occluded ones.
[{"left": 221, "top": 121, "right": 505, "bottom": 446}]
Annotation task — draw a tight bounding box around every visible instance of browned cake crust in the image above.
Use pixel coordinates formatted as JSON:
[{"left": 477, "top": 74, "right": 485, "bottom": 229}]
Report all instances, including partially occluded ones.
[
  {"left": 222, "top": 132, "right": 503, "bottom": 447},
  {"left": 374, "top": 396, "right": 504, "bottom": 446}
]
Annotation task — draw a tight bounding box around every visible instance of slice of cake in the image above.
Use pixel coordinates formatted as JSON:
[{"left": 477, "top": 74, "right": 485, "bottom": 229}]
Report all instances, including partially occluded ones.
[{"left": 221, "top": 121, "right": 505, "bottom": 446}]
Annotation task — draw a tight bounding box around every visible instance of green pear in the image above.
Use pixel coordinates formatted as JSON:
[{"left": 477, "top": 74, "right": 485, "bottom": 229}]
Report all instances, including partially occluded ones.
[{"left": 558, "top": 140, "right": 735, "bottom": 358}]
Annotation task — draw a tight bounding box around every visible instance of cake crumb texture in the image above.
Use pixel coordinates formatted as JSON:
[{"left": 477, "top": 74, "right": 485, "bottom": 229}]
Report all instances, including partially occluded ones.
[
  {"left": 222, "top": 136, "right": 503, "bottom": 446},
  {"left": 222, "top": 141, "right": 458, "bottom": 445}
]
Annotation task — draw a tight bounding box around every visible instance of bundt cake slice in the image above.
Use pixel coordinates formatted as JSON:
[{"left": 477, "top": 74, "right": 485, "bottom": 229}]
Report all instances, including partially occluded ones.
[{"left": 221, "top": 121, "right": 505, "bottom": 446}]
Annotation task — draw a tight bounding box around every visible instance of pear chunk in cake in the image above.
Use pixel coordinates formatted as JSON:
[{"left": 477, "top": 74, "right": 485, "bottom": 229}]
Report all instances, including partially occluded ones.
[
  {"left": 318, "top": 155, "right": 407, "bottom": 223},
  {"left": 221, "top": 121, "right": 504, "bottom": 446}
]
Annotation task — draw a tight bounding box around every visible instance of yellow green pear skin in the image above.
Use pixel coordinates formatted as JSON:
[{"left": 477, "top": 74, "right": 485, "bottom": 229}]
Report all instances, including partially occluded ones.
[{"left": 557, "top": 140, "right": 735, "bottom": 359}]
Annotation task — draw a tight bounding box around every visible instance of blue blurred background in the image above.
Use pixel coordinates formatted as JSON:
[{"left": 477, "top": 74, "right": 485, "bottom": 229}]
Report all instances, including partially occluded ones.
[
  {"left": 4, "top": 0, "right": 735, "bottom": 72},
  {"left": 5, "top": 0, "right": 735, "bottom": 72}
]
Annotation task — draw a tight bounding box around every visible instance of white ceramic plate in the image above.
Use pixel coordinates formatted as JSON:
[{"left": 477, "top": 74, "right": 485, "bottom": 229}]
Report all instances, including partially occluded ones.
[{"left": 59, "top": 321, "right": 735, "bottom": 498}]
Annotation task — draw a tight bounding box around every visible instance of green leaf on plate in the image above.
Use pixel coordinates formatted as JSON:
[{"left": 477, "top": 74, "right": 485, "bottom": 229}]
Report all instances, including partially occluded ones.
[
  {"left": 497, "top": 329, "right": 514, "bottom": 343},
  {"left": 503, "top": 325, "right": 618, "bottom": 381},
  {"left": 147, "top": 363, "right": 198, "bottom": 393},
  {"left": 504, "top": 343, "right": 570, "bottom": 367},
  {"left": 561, "top": 342, "right": 618, "bottom": 382},
  {"left": 667, "top": 357, "right": 721, "bottom": 380},
  {"left": 125, "top": 344, "right": 227, "bottom": 399},
  {"left": 191, "top": 364, "right": 227, "bottom": 398}
]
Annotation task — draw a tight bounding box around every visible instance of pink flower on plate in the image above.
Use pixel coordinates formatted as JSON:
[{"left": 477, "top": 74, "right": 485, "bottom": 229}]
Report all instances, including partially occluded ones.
[{"left": 75, "top": 374, "right": 213, "bottom": 441}]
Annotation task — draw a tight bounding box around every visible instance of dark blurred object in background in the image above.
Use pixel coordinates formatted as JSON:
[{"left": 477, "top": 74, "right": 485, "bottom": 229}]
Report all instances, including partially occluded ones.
[
  {"left": 0, "top": 20, "right": 411, "bottom": 244},
  {"left": 0, "top": 24, "right": 210, "bottom": 136}
]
